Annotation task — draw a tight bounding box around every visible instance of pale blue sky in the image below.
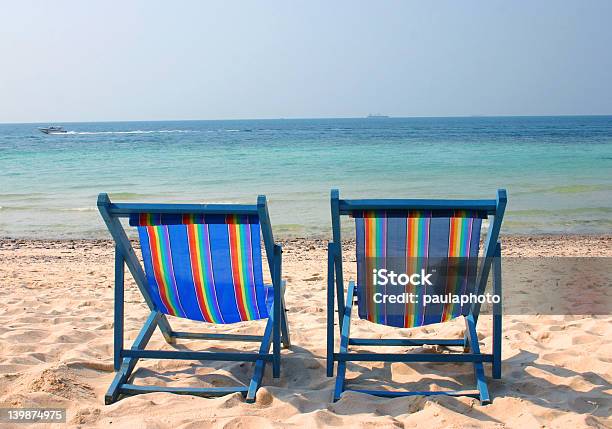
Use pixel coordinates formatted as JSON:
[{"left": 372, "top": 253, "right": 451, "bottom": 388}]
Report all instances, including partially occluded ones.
[{"left": 1, "top": 1, "right": 611, "bottom": 123}]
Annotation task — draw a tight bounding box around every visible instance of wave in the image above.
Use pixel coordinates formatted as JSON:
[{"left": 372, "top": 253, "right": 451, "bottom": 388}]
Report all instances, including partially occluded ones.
[
  {"left": 0, "top": 205, "right": 97, "bottom": 212},
  {"left": 509, "top": 207, "right": 612, "bottom": 216},
  {"left": 63, "top": 207, "right": 97, "bottom": 212},
  {"left": 0, "top": 193, "right": 48, "bottom": 201},
  {"left": 106, "top": 192, "right": 157, "bottom": 199},
  {"left": 545, "top": 184, "right": 612, "bottom": 194},
  {"left": 513, "top": 184, "right": 612, "bottom": 196}
]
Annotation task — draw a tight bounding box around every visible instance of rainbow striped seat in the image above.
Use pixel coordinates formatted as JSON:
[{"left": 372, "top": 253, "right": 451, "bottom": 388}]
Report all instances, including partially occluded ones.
[
  {"left": 98, "top": 194, "right": 289, "bottom": 405},
  {"left": 327, "top": 189, "right": 506, "bottom": 405},
  {"left": 355, "top": 210, "right": 483, "bottom": 328},
  {"left": 130, "top": 213, "right": 272, "bottom": 324}
]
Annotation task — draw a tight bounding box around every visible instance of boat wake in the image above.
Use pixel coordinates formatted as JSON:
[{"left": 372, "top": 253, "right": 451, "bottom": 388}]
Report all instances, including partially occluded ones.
[{"left": 64, "top": 129, "right": 198, "bottom": 135}]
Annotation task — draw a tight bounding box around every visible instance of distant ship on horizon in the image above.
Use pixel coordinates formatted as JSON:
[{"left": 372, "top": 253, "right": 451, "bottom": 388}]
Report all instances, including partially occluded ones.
[{"left": 366, "top": 114, "right": 390, "bottom": 119}]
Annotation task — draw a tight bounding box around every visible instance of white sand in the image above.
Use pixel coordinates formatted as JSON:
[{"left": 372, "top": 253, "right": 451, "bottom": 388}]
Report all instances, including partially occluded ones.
[{"left": 0, "top": 236, "right": 610, "bottom": 428}]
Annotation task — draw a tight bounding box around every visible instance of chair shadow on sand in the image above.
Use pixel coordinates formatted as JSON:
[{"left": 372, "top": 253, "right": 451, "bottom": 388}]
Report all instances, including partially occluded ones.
[
  {"left": 114, "top": 322, "right": 609, "bottom": 424},
  {"left": 331, "top": 347, "right": 610, "bottom": 421},
  {"left": 120, "top": 326, "right": 280, "bottom": 387}
]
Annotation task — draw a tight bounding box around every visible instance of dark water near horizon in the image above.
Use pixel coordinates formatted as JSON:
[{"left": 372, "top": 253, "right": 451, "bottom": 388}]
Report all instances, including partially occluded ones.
[{"left": 1, "top": 116, "right": 611, "bottom": 238}]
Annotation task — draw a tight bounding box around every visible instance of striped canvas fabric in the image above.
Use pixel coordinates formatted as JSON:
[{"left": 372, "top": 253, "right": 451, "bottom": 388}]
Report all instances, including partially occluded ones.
[
  {"left": 129, "top": 213, "right": 272, "bottom": 323},
  {"left": 355, "top": 210, "right": 483, "bottom": 328}
]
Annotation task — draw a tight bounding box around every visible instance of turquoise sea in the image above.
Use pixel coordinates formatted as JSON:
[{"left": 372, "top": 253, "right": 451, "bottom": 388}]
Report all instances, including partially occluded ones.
[{"left": 1, "top": 116, "right": 611, "bottom": 238}]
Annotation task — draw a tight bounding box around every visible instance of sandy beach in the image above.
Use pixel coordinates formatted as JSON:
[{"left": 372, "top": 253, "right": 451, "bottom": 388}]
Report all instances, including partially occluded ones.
[
  {"left": 0, "top": 235, "right": 610, "bottom": 428},
  {"left": 3, "top": 1, "right": 612, "bottom": 427}
]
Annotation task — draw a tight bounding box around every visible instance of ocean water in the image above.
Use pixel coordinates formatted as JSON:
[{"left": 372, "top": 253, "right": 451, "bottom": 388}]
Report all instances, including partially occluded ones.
[{"left": 1, "top": 116, "right": 611, "bottom": 238}]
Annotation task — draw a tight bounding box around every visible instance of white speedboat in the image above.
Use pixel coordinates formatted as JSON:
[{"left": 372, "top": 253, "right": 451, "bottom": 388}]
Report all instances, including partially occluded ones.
[{"left": 39, "top": 126, "right": 67, "bottom": 134}]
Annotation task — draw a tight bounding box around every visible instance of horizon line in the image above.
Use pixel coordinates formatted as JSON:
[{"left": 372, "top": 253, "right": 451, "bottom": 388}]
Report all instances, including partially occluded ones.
[{"left": 2, "top": 113, "right": 612, "bottom": 125}]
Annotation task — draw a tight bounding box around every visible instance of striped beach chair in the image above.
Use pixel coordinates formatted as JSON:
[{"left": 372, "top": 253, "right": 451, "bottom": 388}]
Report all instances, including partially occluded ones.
[
  {"left": 327, "top": 189, "right": 506, "bottom": 404},
  {"left": 98, "top": 194, "right": 290, "bottom": 404}
]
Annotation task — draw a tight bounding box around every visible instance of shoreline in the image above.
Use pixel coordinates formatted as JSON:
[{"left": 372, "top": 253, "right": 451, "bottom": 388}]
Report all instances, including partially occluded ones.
[{"left": 2, "top": 234, "right": 611, "bottom": 257}]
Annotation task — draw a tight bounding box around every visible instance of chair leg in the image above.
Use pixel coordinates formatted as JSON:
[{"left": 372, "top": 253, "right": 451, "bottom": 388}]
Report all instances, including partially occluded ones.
[
  {"left": 106, "top": 361, "right": 134, "bottom": 405},
  {"left": 280, "top": 281, "right": 291, "bottom": 348},
  {"left": 272, "top": 322, "right": 281, "bottom": 379},
  {"left": 272, "top": 246, "right": 282, "bottom": 379},
  {"left": 333, "top": 281, "right": 355, "bottom": 402},
  {"left": 463, "top": 331, "right": 470, "bottom": 353},
  {"left": 466, "top": 315, "right": 491, "bottom": 405},
  {"left": 281, "top": 308, "right": 291, "bottom": 348},
  {"left": 327, "top": 242, "right": 335, "bottom": 377},
  {"left": 333, "top": 361, "right": 347, "bottom": 402},
  {"left": 114, "top": 248, "right": 124, "bottom": 371},
  {"left": 247, "top": 260, "right": 280, "bottom": 402},
  {"left": 105, "top": 311, "right": 159, "bottom": 404},
  {"left": 157, "top": 315, "right": 176, "bottom": 344},
  {"left": 492, "top": 313, "right": 502, "bottom": 379},
  {"left": 492, "top": 246, "right": 502, "bottom": 379},
  {"left": 246, "top": 316, "right": 274, "bottom": 403}
]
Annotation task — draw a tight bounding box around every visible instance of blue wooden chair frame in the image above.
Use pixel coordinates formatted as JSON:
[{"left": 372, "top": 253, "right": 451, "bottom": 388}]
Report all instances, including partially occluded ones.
[
  {"left": 327, "top": 189, "right": 506, "bottom": 404},
  {"left": 98, "top": 193, "right": 290, "bottom": 404}
]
